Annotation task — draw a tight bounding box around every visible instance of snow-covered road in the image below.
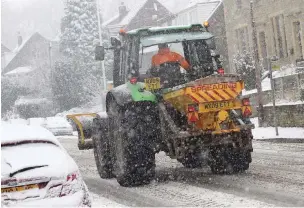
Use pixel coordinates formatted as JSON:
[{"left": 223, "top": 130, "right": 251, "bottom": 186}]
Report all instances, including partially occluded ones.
[{"left": 58, "top": 137, "right": 304, "bottom": 207}]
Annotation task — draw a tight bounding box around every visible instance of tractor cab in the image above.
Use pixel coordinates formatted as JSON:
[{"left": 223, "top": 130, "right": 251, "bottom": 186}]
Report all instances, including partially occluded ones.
[{"left": 96, "top": 24, "right": 223, "bottom": 90}]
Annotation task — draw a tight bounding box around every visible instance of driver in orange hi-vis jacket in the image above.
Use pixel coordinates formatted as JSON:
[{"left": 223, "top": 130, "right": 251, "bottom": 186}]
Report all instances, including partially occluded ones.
[{"left": 151, "top": 44, "right": 190, "bottom": 70}]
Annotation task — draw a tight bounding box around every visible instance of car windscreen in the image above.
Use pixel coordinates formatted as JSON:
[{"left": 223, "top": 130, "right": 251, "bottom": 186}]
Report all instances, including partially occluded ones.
[
  {"left": 139, "top": 43, "right": 185, "bottom": 74},
  {"left": 1, "top": 139, "right": 58, "bottom": 148}
]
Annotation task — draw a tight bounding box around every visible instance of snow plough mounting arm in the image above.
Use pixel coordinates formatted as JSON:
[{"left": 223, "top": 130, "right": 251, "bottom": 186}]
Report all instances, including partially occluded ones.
[{"left": 66, "top": 113, "right": 97, "bottom": 150}]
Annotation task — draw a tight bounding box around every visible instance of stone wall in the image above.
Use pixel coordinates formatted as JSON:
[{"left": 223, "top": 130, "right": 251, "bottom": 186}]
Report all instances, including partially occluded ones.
[
  {"left": 263, "top": 104, "right": 304, "bottom": 127},
  {"left": 223, "top": 0, "right": 304, "bottom": 73}
]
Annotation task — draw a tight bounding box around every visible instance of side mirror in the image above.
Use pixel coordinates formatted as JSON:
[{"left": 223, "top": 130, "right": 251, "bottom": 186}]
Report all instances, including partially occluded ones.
[
  {"left": 111, "top": 37, "right": 121, "bottom": 48},
  {"left": 214, "top": 54, "right": 221, "bottom": 59},
  {"left": 95, "top": 45, "right": 105, "bottom": 61}
]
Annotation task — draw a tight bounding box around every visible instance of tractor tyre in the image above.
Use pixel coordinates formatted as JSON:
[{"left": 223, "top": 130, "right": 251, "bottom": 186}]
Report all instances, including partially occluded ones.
[
  {"left": 92, "top": 117, "right": 114, "bottom": 179},
  {"left": 209, "top": 146, "right": 234, "bottom": 174},
  {"left": 110, "top": 101, "right": 159, "bottom": 187},
  {"left": 178, "top": 152, "right": 203, "bottom": 168},
  {"left": 232, "top": 150, "right": 251, "bottom": 173},
  {"left": 209, "top": 146, "right": 251, "bottom": 174}
]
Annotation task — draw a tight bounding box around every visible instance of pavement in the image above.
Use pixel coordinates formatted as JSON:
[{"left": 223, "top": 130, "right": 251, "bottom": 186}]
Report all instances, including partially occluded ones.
[{"left": 251, "top": 117, "right": 304, "bottom": 142}]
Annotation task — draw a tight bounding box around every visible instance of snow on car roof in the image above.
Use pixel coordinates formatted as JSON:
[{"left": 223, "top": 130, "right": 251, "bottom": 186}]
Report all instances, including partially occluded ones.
[{"left": 1, "top": 124, "right": 61, "bottom": 146}]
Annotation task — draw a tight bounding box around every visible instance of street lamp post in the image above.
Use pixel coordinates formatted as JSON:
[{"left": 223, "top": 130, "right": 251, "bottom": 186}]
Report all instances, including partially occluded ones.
[
  {"left": 96, "top": 0, "right": 107, "bottom": 91},
  {"left": 250, "top": 1, "right": 264, "bottom": 127},
  {"left": 268, "top": 57, "right": 279, "bottom": 136}
]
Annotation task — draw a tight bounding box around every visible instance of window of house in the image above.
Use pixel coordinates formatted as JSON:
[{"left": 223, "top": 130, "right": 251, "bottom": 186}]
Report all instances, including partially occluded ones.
[
  {"left": 235, "top": 27, "right": 249, "bottom": 52},
  {"left": 293, "top": 21, "right": 303, "bottom": 60},
  {"left": 283, "top": 76, "right": 297, "bottom": 90},
  {"left": 236, "top": 0, "right": 242, "bottom": 9},
  {"left": 300, "top": 74, "right": 304, "bottom": 89},
  {"left": 259, "top": 31, "right": 267, "bottom": 58},
  {"left": 272, "top": 15, "right": 288, "bottom": 58}
]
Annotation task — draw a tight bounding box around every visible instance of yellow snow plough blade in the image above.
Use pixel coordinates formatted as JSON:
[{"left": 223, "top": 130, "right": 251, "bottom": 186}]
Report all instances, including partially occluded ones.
[{"left": 66, "top": 113, "right": 97, "bottom": 150}]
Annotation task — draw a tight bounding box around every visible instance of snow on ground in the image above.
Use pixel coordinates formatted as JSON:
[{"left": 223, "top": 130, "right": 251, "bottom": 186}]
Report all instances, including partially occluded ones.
[
  {"left": 251, "top": 117, "right": 304, "bottom": 140},
  {"left": 91, "top": 193, "right": 127, "bottom": 207},
  {"left": 129, "top": 181, "right": 273, "bottom": 207}
]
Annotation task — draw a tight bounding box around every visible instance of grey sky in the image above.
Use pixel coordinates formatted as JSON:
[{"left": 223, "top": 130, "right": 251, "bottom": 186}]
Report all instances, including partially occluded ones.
[{"left": 1, "top": 0, "right": 189, "bottom": 49}]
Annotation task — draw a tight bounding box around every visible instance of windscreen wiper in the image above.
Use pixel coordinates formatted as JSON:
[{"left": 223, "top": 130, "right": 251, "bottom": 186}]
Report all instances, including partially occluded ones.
[{"left": 9, "top": 165, "right": 48, "bottom": 177}]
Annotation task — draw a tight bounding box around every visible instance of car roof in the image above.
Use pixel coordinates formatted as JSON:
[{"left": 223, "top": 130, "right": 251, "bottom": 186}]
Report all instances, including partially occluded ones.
[{"left": 1, "top": 123, "right": 61, "bottom": 146}]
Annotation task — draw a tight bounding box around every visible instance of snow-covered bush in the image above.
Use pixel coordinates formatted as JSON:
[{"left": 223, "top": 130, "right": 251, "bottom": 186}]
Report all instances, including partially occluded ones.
[
  {"left": 233, "top": 51, "right": 256, "bottom": 90},
  {"left": 1, "top": 77, "right": 29, "bottom": 118}
]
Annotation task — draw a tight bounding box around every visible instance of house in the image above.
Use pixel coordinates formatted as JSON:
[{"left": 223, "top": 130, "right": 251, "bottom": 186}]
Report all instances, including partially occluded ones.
[
  {"left": 102, "top": 0, "right": 174, "bottom": 36},
  {"left": 2, "top": 32, "right": 61, "bottom": 118},
  {"left": 224, "top": 0, "right": 304, "bottom": 73},
  {"left": 3, "top": 32, "right": 61, "bottom": 75},
  {"left": 1, "top": 44, "right": 10, "bottom": 55},
  {"left": 162, "top": 0, "right": 229, "bottom": 72},
  {"left": 1, "top": 44, "right": 15, "bottom": 71}
]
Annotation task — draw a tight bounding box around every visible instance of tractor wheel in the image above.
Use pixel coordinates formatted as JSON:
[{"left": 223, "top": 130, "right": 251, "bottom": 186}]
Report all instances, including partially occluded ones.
[
  {"left": 110, "top": 101, "right": 159, "bottom": 187},
  {"left": 92, "top": 117, "right": 114, "bottom": 179},
  {"left": 232, "top": 150, "right": 251, "bottom": 173},
  {"left": 209, "top": 146, "right": 251, "bottom": 174},
  {"left": 178, "top": 152, "right": 203, "bottom": 168},
  {"left": 209, "top": 146, "right": 230, "bottom": 174}
]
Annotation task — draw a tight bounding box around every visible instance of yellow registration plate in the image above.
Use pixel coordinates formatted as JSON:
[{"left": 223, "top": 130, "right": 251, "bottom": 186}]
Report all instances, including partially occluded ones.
[
  {"left": 144, "top": 77, "right": 161, "bottom": 91},
  {"left": 200, "top": 101, "right": 234, "bottom": 111},
  {"left": 1, "top": 184, "right": 38, "bottom": 193}
]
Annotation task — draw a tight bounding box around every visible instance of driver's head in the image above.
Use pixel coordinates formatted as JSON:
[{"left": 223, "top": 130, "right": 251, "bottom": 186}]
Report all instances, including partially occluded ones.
[{"left": 158, "top": 43, "right": 169, "bottom": 49}]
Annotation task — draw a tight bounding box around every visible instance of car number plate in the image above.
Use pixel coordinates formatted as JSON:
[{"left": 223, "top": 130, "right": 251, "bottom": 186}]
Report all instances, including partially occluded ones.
[
  {"left": 144, "top": 77, "right": 161, "bottom": 91},
  {"left": 202, "top": 101, "right": 234, "bottom": 111},
  {"left": 1, "top": 184, "right": 39, "bottom": 193}
]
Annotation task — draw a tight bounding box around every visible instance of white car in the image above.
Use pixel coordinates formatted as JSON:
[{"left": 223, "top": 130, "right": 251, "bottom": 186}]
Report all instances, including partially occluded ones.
[
  {"left": 43, "top": 117, "right": 73, "bottom": 136},
  {"left": 27, "top": 117, "right": 45, "bottom": 126},
  {"left": 7, "top": 119, "right": 28, "bottom": 125},
  {"left": 1, "top": 124, "right": 91, "bottom": 207}
]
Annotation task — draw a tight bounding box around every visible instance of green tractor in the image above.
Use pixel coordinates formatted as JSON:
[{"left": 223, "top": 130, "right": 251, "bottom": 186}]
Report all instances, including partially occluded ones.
[{"left": 91, "top": 24, "right": 254, "bottom": 187}]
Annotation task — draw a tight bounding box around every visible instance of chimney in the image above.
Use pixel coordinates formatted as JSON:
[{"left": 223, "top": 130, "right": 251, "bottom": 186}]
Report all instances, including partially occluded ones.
[
  {"left": 17, "top": 32, "right": 23, "bottom": 47},
  {"left": 119, "top": 2, "right": 127, "bottom": 19}
]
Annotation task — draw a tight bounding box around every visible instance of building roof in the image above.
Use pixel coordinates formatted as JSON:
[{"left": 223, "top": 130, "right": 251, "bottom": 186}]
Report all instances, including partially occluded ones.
[
  {"left": 5, "top": 66, "right": 34, "bottom": 76},
  {"left": 120, "top": 0, "right": 150, "bottom": 26},
  {"left": 1, "top": 44, "right": 11, "bottom": 55},
  {"left": 103, "top": 0, "right": 173, "bottom": 29},
  {"left": 1, "top": 52, "right": 16, "bottom": 69},
  {"left": 3, "top": 32, "right": 48, "bottom": 74},
  {"left": 103, "top": 0, "right": 149, "bottom": 27},
  {"left": 102, "top": 14, "right": 120, "bottom": 27},
  {"left": 176, "top": 0, "right": 222, "bottom": 21}
]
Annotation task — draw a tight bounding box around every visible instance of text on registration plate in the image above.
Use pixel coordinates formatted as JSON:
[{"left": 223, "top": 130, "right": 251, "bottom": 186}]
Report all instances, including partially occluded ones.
[
  {"left": 203, "top": 101, "right": 233, "bottom": 110},
  {"left": 1, "top": 184, "right": 38, "bottom": 193},
  {"left": 144, "top": 77, "right": 161, "bottom": 91}
]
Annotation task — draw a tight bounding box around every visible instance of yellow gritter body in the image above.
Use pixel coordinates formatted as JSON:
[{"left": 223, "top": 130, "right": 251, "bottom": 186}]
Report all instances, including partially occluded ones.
[{"left": 162, "top": 75, "right": 252, "bottom": 134}]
